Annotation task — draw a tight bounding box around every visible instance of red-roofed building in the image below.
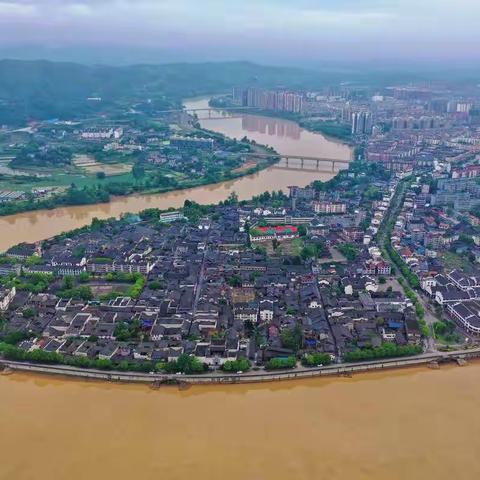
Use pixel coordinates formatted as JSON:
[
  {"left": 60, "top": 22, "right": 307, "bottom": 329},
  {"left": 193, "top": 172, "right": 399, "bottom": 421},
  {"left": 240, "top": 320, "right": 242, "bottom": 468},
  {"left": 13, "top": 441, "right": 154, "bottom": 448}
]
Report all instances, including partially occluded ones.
[
  {"left": 258, "top": 225, "right": 298, "bottom": 234},
  {"left": 250, "top": 225, "right": 299, "bottom": 242},
  {"left": 399, "top": 247, "right": 413, "bottom": 258}
]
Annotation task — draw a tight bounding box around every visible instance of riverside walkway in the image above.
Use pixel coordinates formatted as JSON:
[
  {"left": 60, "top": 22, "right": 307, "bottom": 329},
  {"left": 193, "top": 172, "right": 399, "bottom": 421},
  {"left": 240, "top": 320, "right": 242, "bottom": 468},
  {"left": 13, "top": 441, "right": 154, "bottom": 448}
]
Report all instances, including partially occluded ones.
[{"left": 2, "top": 347, "right": 479, "bottom": 385}]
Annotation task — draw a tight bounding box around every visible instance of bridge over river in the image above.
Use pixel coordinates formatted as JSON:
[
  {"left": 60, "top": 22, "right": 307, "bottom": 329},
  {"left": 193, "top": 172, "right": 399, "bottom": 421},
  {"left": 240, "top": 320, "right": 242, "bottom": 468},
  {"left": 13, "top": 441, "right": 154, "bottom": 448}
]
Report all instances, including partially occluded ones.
[
  {"left": 242, "top": 152, "right": 351, "bottom": 173},
  {"left": 155, "top": 106, "right": 261, "bottom": 120}
]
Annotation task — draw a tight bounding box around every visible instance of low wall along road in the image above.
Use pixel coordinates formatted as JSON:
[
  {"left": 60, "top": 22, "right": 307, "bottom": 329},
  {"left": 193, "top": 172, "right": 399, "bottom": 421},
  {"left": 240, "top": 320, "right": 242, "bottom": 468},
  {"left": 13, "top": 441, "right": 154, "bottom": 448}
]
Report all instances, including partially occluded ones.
[{"left": 2, "top": 348, "right": 480, "bottom": 385}]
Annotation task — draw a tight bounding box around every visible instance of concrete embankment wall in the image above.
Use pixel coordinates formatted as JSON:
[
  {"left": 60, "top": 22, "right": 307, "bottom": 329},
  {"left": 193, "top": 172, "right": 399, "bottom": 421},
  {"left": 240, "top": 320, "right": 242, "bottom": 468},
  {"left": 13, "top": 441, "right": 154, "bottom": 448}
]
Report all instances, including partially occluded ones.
[{"left": 2, "top": 348, "right": 480, "bottom": 385}]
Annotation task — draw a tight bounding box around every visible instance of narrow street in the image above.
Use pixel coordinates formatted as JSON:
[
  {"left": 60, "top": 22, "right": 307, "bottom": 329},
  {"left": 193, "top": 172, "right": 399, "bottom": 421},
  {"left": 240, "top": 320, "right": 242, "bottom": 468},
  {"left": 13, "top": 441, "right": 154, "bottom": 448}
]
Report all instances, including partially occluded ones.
[
  {"left": 417, "top": 293, "right": 439, "bottom": 352},
  {"left": 314, "top": 283, "right": 340, "bottom": 361},
  {"left": 193, "top": 249, "right": 207, "bottom": 315}
]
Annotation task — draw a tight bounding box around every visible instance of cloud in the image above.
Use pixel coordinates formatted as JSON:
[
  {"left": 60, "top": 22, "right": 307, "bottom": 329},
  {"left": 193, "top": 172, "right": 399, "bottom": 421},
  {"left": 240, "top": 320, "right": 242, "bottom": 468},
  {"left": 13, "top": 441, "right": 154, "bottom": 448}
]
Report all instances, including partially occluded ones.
[
  {"left": 0, "top": 0, "right": 477, "bottom": 64},
  {"left": 0, "top": 1, "right": 36, "bottom": 15}
]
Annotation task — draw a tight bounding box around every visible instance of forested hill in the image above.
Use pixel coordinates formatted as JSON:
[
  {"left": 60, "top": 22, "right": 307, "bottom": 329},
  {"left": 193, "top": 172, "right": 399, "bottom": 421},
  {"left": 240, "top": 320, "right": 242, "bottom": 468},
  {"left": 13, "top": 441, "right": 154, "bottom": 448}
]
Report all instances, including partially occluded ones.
[
  {"left": 0, "top": 60, "right": 322, "bottom": 125},
  {"left": 1, "top": 58, "right": 479, "bottom": 126}
]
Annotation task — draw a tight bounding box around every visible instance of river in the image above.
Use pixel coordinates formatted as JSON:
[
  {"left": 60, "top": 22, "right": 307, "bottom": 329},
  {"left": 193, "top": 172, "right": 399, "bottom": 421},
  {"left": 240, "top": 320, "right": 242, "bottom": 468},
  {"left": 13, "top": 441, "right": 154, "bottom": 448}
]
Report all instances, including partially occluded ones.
[
  {"left": 0, "top": 97, "right": 351, "bottom": 252},
  {"left": 1, "top": 101, "right": 479, "bottom": 479},
  {"left": 186, "top": 97, "right": 352, "bottom": 159},
  {"left": 1, "top": 364, "right": 480, "bottom": 480}
]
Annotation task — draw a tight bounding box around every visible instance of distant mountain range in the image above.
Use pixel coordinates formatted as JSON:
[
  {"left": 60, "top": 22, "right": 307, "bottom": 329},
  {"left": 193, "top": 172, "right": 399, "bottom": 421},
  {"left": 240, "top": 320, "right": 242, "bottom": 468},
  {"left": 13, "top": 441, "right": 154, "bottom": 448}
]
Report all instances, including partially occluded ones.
[
  {"left": 0, "top": 60, "right": 326, "bottom": 125},
  {"left": 0, "top": 58, "right": 478, "bottom": 126}
]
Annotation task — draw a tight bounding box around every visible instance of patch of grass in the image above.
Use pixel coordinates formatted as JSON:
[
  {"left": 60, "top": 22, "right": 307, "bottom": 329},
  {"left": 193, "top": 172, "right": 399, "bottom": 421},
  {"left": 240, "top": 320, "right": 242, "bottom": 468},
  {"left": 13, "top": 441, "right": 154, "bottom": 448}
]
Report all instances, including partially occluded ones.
[
  {"left": 441, "top": 252, "right": 475, "bottom": 274},
  {"left": 0, "top": 171, "right": 135, "bottom": 192},
  {"left": 291, "top": 238, "right": 305, "bottom": 257}
]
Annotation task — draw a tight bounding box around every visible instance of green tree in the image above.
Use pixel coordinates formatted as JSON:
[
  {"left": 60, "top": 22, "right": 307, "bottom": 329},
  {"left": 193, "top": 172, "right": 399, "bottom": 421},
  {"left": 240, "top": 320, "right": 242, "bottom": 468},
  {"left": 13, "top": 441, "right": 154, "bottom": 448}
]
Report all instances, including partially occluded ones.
[
  {"left": 22, "top": 307, "right": 35, "bottom": 319},
  {"left": 132, "top": 163, "right": 146, "bottom": 181},
  {"left": 165, "top": 354, "right": 205, "bottom": 374},
  {"left": 63, "top": 275, "right": 75, "bottom": 290},
  {"left": 227, "top": 275, "right": 242, "bottom": 287},
  {"left": 301, "top": 353, "right": 331, "bottom": 367},
  {"left": 78, "top": 271, "right": 91, "bottom": 283},
  {"left": 364, "top": 186, "right": 382, "bottom": 201},
  {"left": 338, "top": 243, "right": 359, "bottom": 261},
  {"left": 281, "top": 325, "right": 303, "bottom": 352},
  {"left": 222, "top": 358, "right": 251, "bottom": 372},
  {"left": 149, "top": 280, "right": 164, "bottom": 290},
  {"left": 343, "top": 343, "right": 422, "bottom": 362},
  {"left": 301, "top": 245, "right": 316, "bottom": 260},
  {"left": 2, "top": 330, "right": 30, "bottom": 345},
  {"left": 265, "top": 356, "right": 296, "bottom": 370},
  {"left": 298, "top": 225, "right": 307, "bottom": 237},
  {"left": 225, "top": 191, "right": 239, "bottom": 205},
  {"left": 314, "top": 241, "right": 327, "bottom": 257}
]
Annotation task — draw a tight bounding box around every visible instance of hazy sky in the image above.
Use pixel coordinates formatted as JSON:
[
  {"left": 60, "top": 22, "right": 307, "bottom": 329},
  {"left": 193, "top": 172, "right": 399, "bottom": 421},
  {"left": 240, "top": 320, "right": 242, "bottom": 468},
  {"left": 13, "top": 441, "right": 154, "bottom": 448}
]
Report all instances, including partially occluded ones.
[{"left": 0, "top": 0, "right": 477, "bottom": 65}]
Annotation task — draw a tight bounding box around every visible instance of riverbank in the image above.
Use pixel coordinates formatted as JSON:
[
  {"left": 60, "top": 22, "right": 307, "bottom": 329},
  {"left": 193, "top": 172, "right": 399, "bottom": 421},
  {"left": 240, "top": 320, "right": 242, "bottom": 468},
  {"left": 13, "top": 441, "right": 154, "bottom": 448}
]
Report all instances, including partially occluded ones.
[
  {"left": 0, "top": 162, "right": 345, "bottom": 252},
  {"left": 2, "top": 347, "right": 478, "bottom": 385},
  {"left": 208, "top": 97, "right": 354, "bottom": 144},
  {"left": 0, "top": 101, "right": 352, "bottom": 252},
  {"left": 0, "top": 96, "right": 352, "bottom": 219},
  {"left": 0, "top": 151, "right": 278, "bottom": 218}
]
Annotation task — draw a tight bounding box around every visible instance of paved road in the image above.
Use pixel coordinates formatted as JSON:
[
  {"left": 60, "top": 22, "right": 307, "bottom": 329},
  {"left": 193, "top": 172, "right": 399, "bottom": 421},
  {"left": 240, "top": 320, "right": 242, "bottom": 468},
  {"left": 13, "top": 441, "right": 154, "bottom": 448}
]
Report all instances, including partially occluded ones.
[
  {"left": 3, "top": 347, "right": 480, "bottom": 384},
  {"left": 375, "top": 177, "right": 441, "bottom": 352}
]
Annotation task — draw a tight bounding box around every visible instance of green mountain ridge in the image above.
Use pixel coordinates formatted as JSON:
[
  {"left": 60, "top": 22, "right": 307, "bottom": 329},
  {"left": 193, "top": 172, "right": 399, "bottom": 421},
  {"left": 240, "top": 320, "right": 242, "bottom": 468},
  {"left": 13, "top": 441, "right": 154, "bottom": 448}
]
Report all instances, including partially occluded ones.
[
  {"left": 0, "top": 60, "right": 321, "bottom": 125},
  {"left": 1, "top": 59, "right": 479, "bottom": 126}
]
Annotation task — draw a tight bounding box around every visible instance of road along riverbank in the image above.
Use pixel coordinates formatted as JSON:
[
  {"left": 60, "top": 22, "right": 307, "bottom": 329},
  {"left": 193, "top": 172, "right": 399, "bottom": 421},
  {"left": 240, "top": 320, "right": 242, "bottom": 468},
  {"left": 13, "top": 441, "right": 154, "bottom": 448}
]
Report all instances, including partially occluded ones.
[{"left": 2, "top": 347, "right": 478, "bottom": 385}]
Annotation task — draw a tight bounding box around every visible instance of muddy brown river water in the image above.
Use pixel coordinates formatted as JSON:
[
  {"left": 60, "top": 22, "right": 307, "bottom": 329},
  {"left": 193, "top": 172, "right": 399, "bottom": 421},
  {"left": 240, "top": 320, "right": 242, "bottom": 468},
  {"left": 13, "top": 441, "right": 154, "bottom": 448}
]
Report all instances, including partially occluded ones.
[{"left": 1, "top": 364, "right": 479, "bottom": 480}]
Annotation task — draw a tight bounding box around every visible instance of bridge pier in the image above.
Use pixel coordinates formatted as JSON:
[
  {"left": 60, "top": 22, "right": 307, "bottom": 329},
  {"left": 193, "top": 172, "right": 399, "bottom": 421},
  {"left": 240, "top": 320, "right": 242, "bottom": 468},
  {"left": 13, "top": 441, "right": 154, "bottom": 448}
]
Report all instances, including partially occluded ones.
[{"left": 332, "top": 161, "right": 336, "bottom": 172}]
